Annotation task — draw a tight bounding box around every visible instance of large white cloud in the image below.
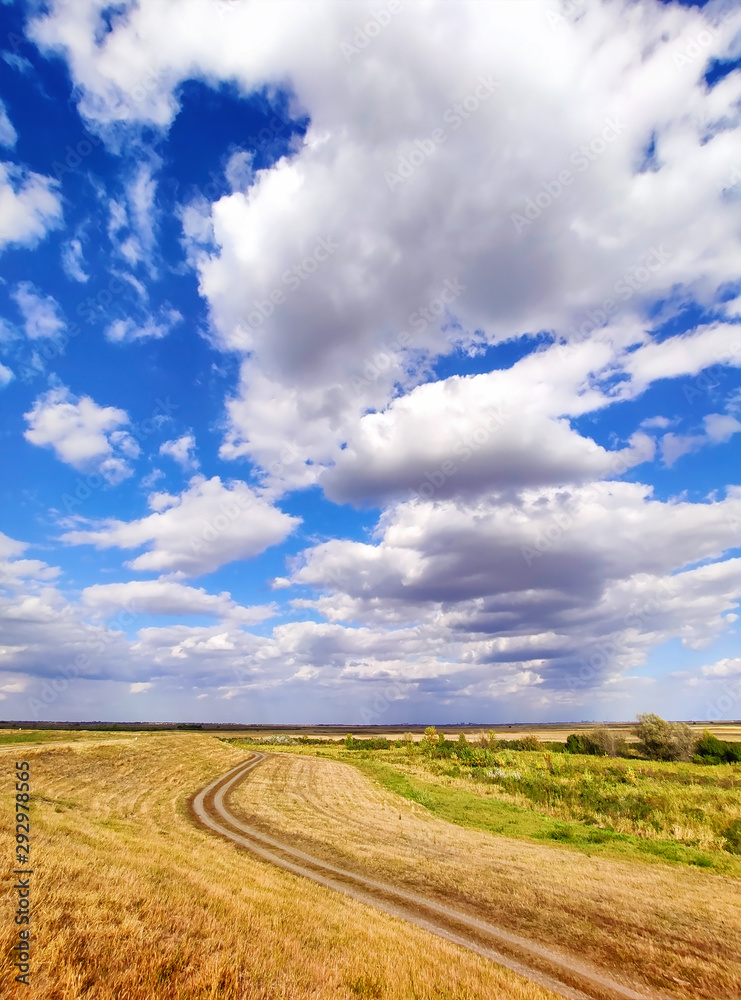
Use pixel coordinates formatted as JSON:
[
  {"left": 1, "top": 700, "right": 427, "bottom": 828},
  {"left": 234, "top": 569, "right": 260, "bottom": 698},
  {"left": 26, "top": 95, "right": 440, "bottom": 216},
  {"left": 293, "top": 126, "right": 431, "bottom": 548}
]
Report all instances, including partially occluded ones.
[
  {"left": 320, "top": 340, "right": 659, "bottom": 505},
  {"left": 24, "top": 386, "right": 140, "bottom": 483},
  {"left": 287, "top": 484, "right": 741, "bottom": 696},
  {"left": 27, "top": 0, "right": 741, "bottom": 488},
  {"left": 61, "top": 475, "right": 300, "bottom": 575}
]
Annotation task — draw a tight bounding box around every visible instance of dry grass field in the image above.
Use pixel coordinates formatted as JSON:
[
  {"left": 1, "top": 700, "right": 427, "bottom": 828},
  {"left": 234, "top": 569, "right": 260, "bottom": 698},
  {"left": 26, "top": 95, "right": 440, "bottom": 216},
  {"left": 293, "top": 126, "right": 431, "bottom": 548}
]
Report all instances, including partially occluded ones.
[
  {"left": 0, "top": 733, "right": 563, "bottom": 1000},
  {"left": 228, "top": 750, "right": 741, "bottom": 999}
]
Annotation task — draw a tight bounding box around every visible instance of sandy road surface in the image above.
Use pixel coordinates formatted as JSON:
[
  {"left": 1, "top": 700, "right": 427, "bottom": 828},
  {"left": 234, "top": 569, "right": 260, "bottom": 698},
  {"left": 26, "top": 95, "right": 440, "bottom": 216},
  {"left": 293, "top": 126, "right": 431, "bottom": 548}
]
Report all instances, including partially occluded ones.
[{"left": 191, "top": 752, "right": 655, "bottom": 1000}]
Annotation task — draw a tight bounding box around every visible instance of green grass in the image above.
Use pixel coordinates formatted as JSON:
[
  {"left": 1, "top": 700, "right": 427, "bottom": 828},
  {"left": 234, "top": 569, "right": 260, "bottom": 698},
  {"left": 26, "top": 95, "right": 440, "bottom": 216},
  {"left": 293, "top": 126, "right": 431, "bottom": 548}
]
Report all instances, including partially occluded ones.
[{"left": 347, "top": 756, "right": 740, "bottom": 873}]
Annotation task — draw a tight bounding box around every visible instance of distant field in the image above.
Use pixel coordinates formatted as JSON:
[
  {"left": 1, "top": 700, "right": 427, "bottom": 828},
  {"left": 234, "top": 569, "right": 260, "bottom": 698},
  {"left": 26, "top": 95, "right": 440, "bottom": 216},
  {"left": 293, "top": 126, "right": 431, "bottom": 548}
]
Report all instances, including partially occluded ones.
[
  {"left": 185, "top": 721, "right": 741, "bottom": 743},
  {"left": 0, "top": 729, "right": 142, "bottom": 746},
  {"left": 3, "top": 720, "right": 741, "bottom": 742},
  {"left": 0, "top": 732, "right": 560, "bottom": 1000}
]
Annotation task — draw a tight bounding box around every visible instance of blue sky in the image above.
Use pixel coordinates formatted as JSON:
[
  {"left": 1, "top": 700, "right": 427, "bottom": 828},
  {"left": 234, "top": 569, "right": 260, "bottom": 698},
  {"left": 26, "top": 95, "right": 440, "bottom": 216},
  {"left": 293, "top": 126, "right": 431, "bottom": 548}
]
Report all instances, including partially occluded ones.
[{"left": 0, "top": 0, "right": 740, "bottom": 725}]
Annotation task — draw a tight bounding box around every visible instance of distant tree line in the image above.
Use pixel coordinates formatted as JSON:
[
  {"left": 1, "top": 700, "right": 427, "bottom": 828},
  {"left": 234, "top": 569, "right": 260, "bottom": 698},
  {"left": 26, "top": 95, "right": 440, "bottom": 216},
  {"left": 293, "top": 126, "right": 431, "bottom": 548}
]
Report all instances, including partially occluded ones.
[{"left": 239, "top": 716, "right": 741, "bottom": 765}]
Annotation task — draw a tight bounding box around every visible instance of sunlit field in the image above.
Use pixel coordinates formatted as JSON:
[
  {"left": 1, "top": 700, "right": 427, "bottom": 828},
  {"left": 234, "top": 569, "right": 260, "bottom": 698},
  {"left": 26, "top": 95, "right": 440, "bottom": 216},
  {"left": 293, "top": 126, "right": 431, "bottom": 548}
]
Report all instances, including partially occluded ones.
[
  {"left": 227, "top": 736, "right": 741, "bottom": 998},
  {"left": 1, "top": 733, "right": 561, "bottom": 1000}
]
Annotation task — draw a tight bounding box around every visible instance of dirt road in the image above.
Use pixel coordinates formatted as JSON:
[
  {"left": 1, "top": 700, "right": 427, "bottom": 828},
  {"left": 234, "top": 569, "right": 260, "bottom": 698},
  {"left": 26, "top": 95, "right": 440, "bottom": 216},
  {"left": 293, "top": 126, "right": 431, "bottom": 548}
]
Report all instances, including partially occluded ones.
[{"left": 191, "top": 752, "right": 656, "bottom": 1000}]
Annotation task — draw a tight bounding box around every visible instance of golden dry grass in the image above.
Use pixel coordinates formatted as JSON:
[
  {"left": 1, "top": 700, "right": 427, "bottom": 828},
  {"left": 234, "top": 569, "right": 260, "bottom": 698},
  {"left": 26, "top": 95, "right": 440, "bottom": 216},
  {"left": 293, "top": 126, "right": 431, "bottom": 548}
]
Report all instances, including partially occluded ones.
[
  {"left": 0, "top": 734, "right": 562, "bottom": 1000},
  {"left": 229, "top": 751, "right": 741, "bottom": 1000}
]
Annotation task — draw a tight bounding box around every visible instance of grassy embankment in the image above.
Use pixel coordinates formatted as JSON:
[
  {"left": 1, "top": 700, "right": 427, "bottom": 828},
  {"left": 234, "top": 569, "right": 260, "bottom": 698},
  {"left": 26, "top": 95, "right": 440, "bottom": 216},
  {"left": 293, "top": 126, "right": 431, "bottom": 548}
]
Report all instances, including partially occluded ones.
[
  {"left": 226, "top": 743, "right": 741, "bottom": 999},
  {"left": 0, "top": 732, "right": 560, "bottom": 1000}
]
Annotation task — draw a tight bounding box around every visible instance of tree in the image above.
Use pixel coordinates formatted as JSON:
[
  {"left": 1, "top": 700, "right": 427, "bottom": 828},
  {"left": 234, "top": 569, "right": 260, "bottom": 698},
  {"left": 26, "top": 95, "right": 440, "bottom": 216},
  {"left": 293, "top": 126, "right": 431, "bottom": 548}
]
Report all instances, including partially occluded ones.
[
  {"left": 633, "top": 713, "right": 696, "bottom": 761},
  {"left": 420, "top": 726, "right": 439, "bottom": 754},
  {"left": 588, "top": 727, "right": 618, "bottom": 757}
]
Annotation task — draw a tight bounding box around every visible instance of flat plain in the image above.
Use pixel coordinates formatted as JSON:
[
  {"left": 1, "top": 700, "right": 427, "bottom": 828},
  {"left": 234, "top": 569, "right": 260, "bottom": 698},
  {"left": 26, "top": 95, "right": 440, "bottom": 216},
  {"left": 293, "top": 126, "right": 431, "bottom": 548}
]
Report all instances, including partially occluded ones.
[{"left": 2, "top": 725, "right": 739, "bottom": 999}]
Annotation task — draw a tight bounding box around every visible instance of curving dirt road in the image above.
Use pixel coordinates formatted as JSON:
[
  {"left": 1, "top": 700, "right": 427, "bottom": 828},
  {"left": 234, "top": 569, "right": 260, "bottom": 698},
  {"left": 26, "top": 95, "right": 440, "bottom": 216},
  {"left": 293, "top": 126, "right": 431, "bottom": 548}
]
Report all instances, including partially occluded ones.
[{"left": 191, "top": 752, "right": 658, "bottom": 1000}]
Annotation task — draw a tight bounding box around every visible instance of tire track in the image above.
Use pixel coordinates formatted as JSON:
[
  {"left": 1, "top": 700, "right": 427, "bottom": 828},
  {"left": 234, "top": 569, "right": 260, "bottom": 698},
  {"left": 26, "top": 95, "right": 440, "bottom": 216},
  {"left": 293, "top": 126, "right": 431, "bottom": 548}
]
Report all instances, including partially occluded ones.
[{"left": 191, "top": 752, "right": 655, "bottom": 1000}]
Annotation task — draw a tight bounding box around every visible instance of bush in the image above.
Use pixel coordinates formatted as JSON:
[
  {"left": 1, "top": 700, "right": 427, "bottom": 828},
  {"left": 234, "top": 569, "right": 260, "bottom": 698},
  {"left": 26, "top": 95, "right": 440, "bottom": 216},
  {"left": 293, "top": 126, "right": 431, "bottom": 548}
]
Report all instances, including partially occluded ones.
[
  {"left": 344, "top": 735, "right": 391, "bottom": 750},
  {"left": 694, "top": 730, "right": 741, "bottom": 765},
  {"left": 519, "top": 735, "right": 540, "bottom": 751},
  {"left": 633, "top": 713, "right": 696, "bottom": 762},
  {"left": 565, "top": 733, "right": 606, "bottom": 756},
  {"left": 588, "top": 727, "right": 621, "bottom": 757}
]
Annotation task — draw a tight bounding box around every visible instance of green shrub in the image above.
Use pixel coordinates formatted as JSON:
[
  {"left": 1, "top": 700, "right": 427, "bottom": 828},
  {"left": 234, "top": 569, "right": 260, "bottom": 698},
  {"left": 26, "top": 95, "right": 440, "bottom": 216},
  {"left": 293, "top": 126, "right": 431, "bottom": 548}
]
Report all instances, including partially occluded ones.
[
  {"left": 633, "top": 713, "right": 696, "bottom": 761},
  {"left": 519, "top": 735, "right": 540, "bottom": 751},
  {"left": 694, "top": 730, "right": 741, "bottom": 765},
  {"left": 344, "top": 735, "right": 391, "bottom": 750},
  {"left": 565, "top": 733, "right": 606, "bottom": 756}
]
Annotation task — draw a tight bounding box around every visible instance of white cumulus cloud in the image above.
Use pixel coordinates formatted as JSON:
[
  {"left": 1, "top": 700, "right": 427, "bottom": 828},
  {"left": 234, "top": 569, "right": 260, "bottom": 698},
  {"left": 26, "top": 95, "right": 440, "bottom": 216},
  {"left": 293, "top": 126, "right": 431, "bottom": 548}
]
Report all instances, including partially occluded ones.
[
  {"left": 159, "top": 433, "right": 198, "bottom": 471},
  {"left": 61, "top": 475, "right": 300, "bottom": 576},
  {"left": 23, "top": 386, "right": 140, "bottom": 483}
]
